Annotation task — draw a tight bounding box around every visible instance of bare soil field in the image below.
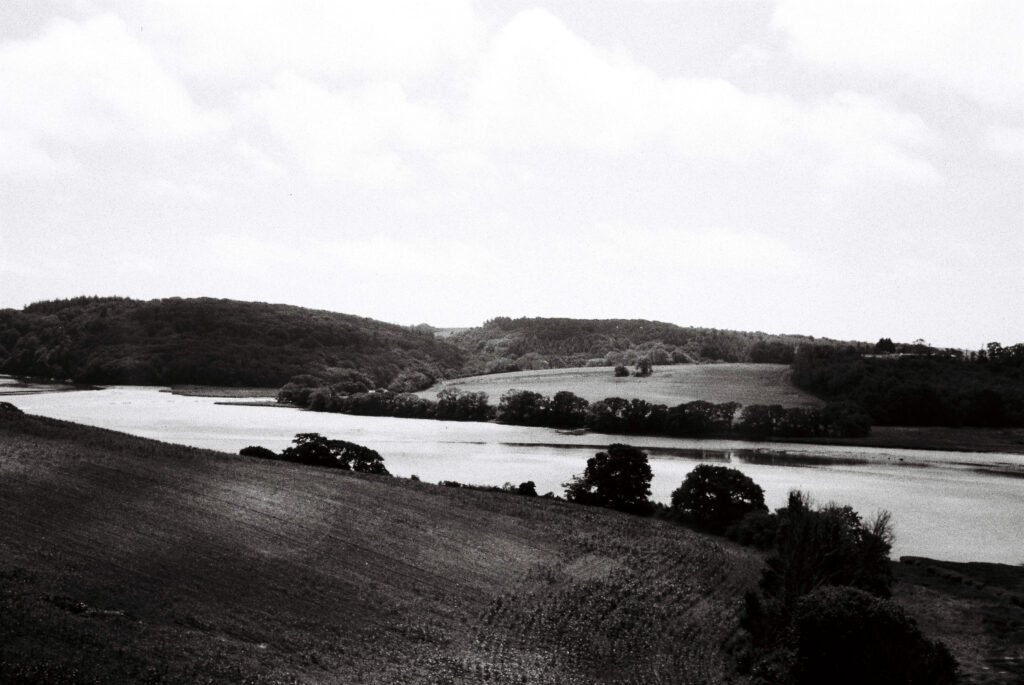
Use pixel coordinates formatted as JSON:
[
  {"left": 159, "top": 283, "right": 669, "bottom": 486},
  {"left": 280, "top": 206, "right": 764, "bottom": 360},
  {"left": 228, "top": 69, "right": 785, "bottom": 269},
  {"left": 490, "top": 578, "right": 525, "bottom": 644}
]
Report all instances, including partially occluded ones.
[
  {"left": 0, "top": 410, "right": 762, "bottom": 684},
  {"left": 422, "top": 364, "right": 823, "bottom": 408}
]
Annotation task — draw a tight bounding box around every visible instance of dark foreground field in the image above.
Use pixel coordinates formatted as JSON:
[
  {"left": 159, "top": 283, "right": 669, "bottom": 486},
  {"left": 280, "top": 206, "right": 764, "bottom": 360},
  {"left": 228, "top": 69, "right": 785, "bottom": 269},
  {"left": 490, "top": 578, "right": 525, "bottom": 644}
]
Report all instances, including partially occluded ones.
[
  {"left": 3, "top": 409, "right": 1022, "bottom": 683},
  {"left": 0, "top": 410, "right": 762, "bottom": 684}
]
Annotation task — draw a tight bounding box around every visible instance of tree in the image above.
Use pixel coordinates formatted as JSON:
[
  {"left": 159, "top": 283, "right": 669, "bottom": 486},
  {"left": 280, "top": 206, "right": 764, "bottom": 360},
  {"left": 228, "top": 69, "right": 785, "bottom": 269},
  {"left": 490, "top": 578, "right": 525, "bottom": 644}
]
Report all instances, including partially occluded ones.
[
  {"left": 760, "top": 491, "right": 893, "bottom": 604},
  {"left": 281, "top": 432, "right": 338, "bottom": 467},
  {"left": 790, "top": 586, "right": 957, "bottom": 685},
  {"left": 279, "top": 433, "right": 390, "bottom": 475},
  {"left": 613, "top": 365, "right": 629, "bottom": 377},
  {"left": 497, "top": 389, "right": 549, "bottom": 426},
  {"left": 563, "top": 444, "right": 652, "bottom": 514},
  {"left": 874, "top": 337, "right": 896, "bottom": 354},
  {"left": 671, "top": 465, "right": 767, "bottom": 533},
  {"left": 239, "top": 445, "right": 277, "bottom": 460},
  {"left": 634, "top": 358, "right": 653, "bottom": 377},
  {"left": 547, "top": 390, "right": 589, "bottom": 428}
]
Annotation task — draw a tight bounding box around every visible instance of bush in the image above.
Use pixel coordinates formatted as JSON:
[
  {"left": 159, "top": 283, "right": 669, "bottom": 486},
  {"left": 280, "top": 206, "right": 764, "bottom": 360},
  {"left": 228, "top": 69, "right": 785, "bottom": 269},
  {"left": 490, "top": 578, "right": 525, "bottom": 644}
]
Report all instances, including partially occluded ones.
[
  {"left": 516, "top": 481, "right": 537, "bottom": 497},
  {"left": 239, "top": 445, "right": 277, "bottom": 460},
  {"left": 726, "top": 509, "right": 778, "bottom": 549},
  {"left": 790, "top": 586, "right": 957, "bottom": 685},
  {"left": 671, "top": 465, "right": 767, "bottom": 533},
  {"left": 613, "top": 365, "right": 629, "bottom": 377}
]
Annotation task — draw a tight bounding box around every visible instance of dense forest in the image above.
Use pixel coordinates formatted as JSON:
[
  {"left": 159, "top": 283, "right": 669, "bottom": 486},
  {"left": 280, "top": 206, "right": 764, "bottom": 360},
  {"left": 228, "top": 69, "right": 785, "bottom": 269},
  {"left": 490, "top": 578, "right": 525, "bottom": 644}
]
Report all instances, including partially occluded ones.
[
  {"left": 0, "top": 297, "right": 465, "bottom": 387},
  {"left": 792, "top": 342, "right": 1024, "bottom": 427},
  {"left": 448, "top": 316, "right": 859, "bottom": 374}
]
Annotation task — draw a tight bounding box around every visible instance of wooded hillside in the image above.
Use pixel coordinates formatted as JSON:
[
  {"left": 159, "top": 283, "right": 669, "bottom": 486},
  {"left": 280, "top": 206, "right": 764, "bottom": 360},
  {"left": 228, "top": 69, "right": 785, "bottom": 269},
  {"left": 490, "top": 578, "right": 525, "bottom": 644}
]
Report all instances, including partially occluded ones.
[
  {"left": 450, "top": 316, "right": 858, "bottom": 374},
  {"left": 0, "top": 297, "right": 465, "bottom": 387}
]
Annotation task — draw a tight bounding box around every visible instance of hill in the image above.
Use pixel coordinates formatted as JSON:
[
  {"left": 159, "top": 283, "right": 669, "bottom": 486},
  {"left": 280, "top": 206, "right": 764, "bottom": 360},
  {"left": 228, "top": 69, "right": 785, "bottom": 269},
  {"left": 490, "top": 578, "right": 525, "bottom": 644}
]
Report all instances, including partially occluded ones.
[
  {"left": 450, "top": 316, "right": 859, "bottom": 375},
  {"left": 0, "top": 408, "right": 763, "bottom": 683},
  {"left": 0, "top": 297, "right": 465, "bottom": 388},
  {"left": 418, "top": 364, "right": 823, "bottom": 408}
]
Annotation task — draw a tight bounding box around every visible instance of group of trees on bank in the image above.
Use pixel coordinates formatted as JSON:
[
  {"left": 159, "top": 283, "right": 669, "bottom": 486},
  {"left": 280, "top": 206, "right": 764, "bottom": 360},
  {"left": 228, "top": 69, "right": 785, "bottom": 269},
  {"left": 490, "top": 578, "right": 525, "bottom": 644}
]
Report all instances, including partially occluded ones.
[
  {"left": 792, "top": 342, "right": 1024, "bottom": 427},
  {"left": 561, "top": 447, "right": 956, "bottom": 684},
  {"left": 279, "top": 379, "right": 872, "bottom": 439},
  {"left": 240, "top": 433, "right": 390, "bottom": 475}
]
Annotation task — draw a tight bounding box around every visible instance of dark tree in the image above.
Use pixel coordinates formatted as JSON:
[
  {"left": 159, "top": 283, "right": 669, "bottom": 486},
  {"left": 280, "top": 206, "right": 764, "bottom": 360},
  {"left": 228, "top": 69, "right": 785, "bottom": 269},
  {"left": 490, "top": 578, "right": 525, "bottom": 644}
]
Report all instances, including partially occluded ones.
[
  {"left": 497, "top": 389, "right": 549, "bottom": 426},
  {"left": 516, "top": 481, "right": 537, "bottom": 497},
  {"left": 239, "top": 445, "right": 277, "bottom": 460},
  {"left": 279, "top": 433, "right": 389, "bottom": 475},
  {"left": 613, "top": 365, "right": 629, "bottom": 377},
  {"left": 547, "top": 390, "right": 589, "bottom": 428},
  {"left": 790, "top": 586, "right": 957, "bottom": 685},
  {"left": 671, "top": 465, "right": 767, "bottom": 533},
  {"left": 563, "top": 444, "right": 652, "bottom": 514},
  {"left": 633, "top": 358, "right": 653, "bottom": 377},
  {"left": 281, "top": 433, "right": 339, "bottom": 467},
  {"left": 761, "top": 491, "right": 893, "bottom": 604},
  {"left": 874, "top": 337, "right": 897, "bottom": 354}
]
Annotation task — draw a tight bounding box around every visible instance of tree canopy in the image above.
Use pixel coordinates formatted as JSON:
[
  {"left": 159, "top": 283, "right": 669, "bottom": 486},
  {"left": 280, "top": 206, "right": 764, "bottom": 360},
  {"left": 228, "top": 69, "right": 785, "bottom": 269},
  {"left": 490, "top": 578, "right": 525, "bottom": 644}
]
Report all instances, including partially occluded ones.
[
  {"left": 671, "top": 465, "right": 767, "bottom": 533},
  {"left": 563, "top": 444, "right": 652, "bottom": 514}
]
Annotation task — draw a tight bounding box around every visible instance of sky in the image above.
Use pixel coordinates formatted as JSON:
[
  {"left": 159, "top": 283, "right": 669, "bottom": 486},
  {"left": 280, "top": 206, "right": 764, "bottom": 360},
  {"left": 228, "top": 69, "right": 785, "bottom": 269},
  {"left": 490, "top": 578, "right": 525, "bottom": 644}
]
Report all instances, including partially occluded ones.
[{"left": 0, "top": 1, "right": 1021, "bottom": 349}]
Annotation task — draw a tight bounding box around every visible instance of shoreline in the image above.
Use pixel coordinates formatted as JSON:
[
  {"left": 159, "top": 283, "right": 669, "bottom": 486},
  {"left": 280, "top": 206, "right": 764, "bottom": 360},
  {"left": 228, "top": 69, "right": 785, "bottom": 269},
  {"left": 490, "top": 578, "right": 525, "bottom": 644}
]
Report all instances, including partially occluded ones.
[{"left": 5, "top": 376, "right": 1024, "bottom": 456}]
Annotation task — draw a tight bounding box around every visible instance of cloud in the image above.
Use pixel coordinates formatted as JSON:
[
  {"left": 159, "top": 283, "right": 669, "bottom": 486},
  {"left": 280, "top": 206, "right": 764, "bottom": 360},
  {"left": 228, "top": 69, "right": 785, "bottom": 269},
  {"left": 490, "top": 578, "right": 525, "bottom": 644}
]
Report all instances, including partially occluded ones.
[
  {"left": 0, "top": 13, "right": 222, "bottom": 175},
  {"left": 242, "top": 73, "right": 445, "bottom": 186},
  {"left": 773, "top": 0, "right": 1024, "bottom": 110},
  {"left": 985, "top": 125, "right": 1024, "bottom": 159},
  {"left": 462, "top": 9, "right": 940, "bottom": 188},
  {"left": 806, "top": 92, "right": 943, "bottom": 189},
  {"left": 127, "top": 0, "right": 485, "bottom": 83}
]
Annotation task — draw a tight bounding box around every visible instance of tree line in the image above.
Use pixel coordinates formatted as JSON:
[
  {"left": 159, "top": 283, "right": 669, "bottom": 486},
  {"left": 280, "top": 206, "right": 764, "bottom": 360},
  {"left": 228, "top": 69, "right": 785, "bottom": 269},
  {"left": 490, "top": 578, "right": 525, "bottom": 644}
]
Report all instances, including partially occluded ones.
[
  {"left": 278, "top": 380, "right": 871, "bottom": 439},
  {"left": 792, "top": 342, "right": 1024, "bottom": 427}
]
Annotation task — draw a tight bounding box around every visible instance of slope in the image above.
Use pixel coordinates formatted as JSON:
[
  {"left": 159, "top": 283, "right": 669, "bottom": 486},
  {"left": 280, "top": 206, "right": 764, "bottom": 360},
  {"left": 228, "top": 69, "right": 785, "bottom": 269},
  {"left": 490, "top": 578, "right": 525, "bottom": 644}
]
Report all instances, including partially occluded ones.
[
  {"left": 0, "top": 409, "right": 762, "bottom": 684},
  {"left": 451, "top": 316, "right": 859, "bottom": 374},
  {"left": 0, "top": 297, "right": 464, "bottom": 387}
]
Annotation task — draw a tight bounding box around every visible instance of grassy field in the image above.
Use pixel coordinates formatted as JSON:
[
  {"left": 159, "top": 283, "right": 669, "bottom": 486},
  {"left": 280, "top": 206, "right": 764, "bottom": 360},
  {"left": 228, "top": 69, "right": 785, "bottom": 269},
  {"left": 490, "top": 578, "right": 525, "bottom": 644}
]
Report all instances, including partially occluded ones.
[
  {"left": 421, "top": 364, "right": 823, "bottom": 408},
  {"left": 0, "top": 409, "right": 763, "bottom": 684},
  {"left": 893, "top": 558, "right": 1024, "bottom": 684}
]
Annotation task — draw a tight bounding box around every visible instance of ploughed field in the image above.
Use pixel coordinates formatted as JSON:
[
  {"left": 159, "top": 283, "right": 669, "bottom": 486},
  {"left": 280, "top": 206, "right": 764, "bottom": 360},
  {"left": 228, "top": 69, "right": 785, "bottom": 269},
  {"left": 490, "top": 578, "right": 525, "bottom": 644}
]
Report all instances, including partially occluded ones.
[
  {"left": 420, "top": 364, "right": 823, "bottom": 408},
  {"left": 0, "top": 411, "right": 762, "bottom": 684}
]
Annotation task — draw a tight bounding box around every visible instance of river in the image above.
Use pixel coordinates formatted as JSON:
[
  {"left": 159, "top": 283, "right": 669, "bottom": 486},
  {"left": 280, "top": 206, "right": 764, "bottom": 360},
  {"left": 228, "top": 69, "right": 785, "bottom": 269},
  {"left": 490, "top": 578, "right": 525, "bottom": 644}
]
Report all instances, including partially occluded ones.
[{"left": 5, "top": 383, "right": 1023, "bottom": 564}]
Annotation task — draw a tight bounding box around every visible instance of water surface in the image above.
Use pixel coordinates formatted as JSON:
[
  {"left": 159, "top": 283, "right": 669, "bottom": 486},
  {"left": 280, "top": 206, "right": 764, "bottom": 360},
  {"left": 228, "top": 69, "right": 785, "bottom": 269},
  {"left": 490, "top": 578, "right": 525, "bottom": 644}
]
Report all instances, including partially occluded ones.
[{"left": 8, "top": 384, "right": 1024, "bottom": 564}]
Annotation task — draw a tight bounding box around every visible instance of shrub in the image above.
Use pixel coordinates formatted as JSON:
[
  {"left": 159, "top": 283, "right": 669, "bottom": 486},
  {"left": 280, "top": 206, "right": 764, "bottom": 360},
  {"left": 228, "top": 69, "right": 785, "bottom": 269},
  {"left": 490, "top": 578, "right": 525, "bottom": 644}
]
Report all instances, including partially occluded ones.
[
  {"left": 790, "top": 586, "right": 957, "bottom": 685},
  {"left": 239, "top": 445, "right": 277, "bottom": 460},
  {"left": 726, "top": 509, "right": 778, "bottom": 549},
  {"left": 671, "top": 465, "right": 767, "bottom": 533},
  {"left": 613, "top": 365, "right": 629, "bottom": 377}
]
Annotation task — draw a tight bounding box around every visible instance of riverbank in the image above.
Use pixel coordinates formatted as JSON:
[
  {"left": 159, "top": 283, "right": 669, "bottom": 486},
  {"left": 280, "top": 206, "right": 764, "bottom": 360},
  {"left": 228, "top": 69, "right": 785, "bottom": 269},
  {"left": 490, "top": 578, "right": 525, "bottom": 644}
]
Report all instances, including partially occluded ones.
[
  {"left": 7, "top": 376, "right": 1024, "bottom": 455},
  {"left": 772, "top": 425, "right": 1024, "bottom": 455}
]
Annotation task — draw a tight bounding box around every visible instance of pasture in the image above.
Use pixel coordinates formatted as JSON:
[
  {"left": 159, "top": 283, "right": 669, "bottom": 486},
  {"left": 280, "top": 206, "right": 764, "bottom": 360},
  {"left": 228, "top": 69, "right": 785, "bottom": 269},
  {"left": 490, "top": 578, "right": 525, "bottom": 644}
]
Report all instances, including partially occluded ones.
[
  {"left": 421, "top": 363, "right": 823, "bottom": 408},
  {"left": 0, "top": 410, "right": 762, "bottom": 684}
]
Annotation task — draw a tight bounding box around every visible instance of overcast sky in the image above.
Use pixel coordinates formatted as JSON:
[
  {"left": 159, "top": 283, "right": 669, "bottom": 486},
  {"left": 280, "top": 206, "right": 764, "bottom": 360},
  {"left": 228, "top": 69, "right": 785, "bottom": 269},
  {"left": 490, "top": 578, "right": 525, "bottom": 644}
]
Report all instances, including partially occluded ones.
[{"left": 1, "top": 1, "right": 1021, "bottom": 349}]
